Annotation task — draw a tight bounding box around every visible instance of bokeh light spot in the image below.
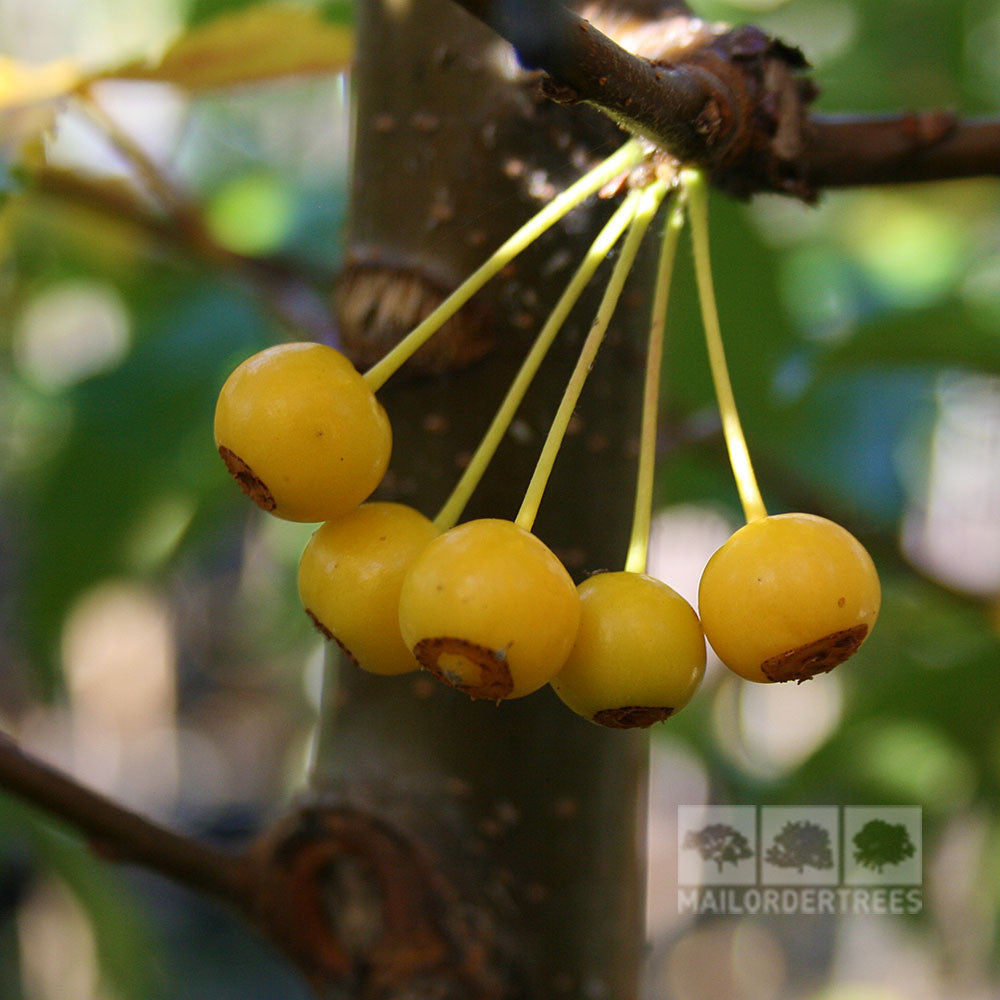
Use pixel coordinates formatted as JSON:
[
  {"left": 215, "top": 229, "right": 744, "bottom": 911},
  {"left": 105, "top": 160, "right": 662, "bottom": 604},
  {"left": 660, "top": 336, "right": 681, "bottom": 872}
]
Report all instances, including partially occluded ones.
[
  {"left": 206, "top": 172, "right": 295, "bottom": 255},
  {"left": 840, "top": 197, "right": 964, "bottom": 308},
  {"left": 859, "top": 721, "right": 973, "bottom": 809},
  {"left": 14, "top": 280, "right": 131, "bottom": 391}
]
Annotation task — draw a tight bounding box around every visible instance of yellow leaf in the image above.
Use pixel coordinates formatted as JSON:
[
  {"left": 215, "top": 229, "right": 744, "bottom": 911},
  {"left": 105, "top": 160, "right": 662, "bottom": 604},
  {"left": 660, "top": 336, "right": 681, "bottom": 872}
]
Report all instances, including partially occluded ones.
[
  {"left": 92, "top": 3, "right": 353, "bottom": 91},
  {"left": 0, "top": 57, "right": 80, "bottom": 110},
  {"left": 0, "top": 58, "right": 81, "bottom": 160}
]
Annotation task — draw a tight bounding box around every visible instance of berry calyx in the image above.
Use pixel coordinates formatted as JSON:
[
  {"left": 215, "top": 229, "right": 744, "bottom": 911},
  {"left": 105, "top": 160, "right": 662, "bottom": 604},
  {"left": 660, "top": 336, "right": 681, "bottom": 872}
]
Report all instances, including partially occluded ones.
[
  {"left": 697, "top": 513, "right": 881, "bottom": 683},
  {"left": 214, "top": 342, "right": 391, "bottom": 522},
  {"left": 397, "top": 519, "right": 580, "bottom": 700},
  {"left": 298, "top": 503, "right": 439, "bottom": 675},
  {"left": 551, "top": 572, "right": 706, "bottom": 728}
]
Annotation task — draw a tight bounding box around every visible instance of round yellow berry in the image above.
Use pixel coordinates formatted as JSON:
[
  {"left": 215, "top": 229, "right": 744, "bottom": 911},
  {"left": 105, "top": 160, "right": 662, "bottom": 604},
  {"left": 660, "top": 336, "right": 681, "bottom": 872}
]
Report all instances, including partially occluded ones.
[
  {"left": 397, "top": 519, "right": 580, "bottom": 700},
  {"left": 298, "top": 503, "right": 438, "bottom": 675},
  {"left": 551, "top": 572, "right": 706, "bottom": 728},
  {"left": 214, "top": 342, "right": 391, "bottom": 522},
  {"left": 698, "top": 513, "right": 881, "bottom": 683}
]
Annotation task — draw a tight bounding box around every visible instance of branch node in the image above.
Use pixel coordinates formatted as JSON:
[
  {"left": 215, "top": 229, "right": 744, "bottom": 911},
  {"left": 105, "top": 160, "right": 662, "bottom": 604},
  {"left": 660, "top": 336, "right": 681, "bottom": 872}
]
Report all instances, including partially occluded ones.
[
  {"left": 902, "top": 110, "right": 957, "bottom": 147},
  {"left": 248, "top": 805, "right": 516, "bottom": 997}
]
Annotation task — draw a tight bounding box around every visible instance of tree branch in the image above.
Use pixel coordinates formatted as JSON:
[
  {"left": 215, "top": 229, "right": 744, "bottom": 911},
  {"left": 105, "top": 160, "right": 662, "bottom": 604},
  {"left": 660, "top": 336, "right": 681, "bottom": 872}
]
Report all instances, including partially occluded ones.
[
  {"left": 25, "top": 165, "right": 339, "bottom": 342},
  {"left": 0, "top": 732, "right": 518, "bottom": 993},
  {"left": 0, "top": 733, "right": 251, "bottom": 906},
  {"left": 453, "top": 0, "right": 715, "bottom": 161},
  {"left": 806, "top": 114, "right": 1000, "bottom": 188},
  {"left": 450, "top": 0, "right": 1000, "bottom": 197}
]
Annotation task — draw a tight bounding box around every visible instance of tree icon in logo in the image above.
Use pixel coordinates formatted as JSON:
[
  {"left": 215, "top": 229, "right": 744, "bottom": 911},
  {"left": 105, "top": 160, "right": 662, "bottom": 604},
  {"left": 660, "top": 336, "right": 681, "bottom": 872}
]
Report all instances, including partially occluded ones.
[
  {"left": 683, "top": 823, "right": 754, "bottom": 873},
  {"left": 765, "top": 820, "right": 834, "bottom": 874},
  {"left": 853, "top": 818, "right": 916, "bottom": 873}
]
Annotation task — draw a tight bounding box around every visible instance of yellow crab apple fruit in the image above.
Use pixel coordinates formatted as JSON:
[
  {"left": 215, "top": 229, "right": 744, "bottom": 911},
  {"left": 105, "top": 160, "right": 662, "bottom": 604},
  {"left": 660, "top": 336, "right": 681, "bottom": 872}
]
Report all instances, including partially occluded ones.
[
  {"left": 298, "top": 503, "right": 439, "bottom": 675},
  {"left": 551, "top": 571, "right": 706, "bottom": 728},
  {"left": 214, "top": 342, "right": 391, "bottom": 522},
  {"left": 398, "top": 519, "right": 580, "bottom": 700},
  {"left": 698, "top": 513, "right": 881, "bottom": 683}
]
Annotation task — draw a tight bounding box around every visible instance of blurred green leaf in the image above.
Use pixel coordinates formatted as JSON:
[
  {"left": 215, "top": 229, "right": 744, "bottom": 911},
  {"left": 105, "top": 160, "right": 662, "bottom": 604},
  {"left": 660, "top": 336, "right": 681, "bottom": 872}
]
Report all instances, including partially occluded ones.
[
  {"left": 319, "top": 0, "right": 355, "bottom": 25},
  {"left": 817, "top": 302, "right": 1000, "bottom": 374},
  {"left": 32, "top": 827, "right": 163, "bottom": 1000},
  {"left": 16, "top": 274, "right": 271, "bottom": 694},
  {"left": 763, "top": 368, "right": 935, "bottom": 527},
  {"left": 0, "top": 793, "right": 162, "bottom": 1000},
  {"left": 0, "top": 160, "right": 23, "bottom": 197},
  {"left": 183, "top": 0, "right": 261, "bottom": 27}
]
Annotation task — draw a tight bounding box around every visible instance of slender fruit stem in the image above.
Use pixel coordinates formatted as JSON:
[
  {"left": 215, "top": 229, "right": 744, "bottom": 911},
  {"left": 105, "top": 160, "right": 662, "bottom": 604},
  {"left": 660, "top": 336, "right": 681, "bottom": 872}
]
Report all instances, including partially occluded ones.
[
  {"left": 515, "top": 179, "right": 668, "bottom": 532},
  {"left": 682, "top": 169, "right": 767, "bottom": 524},
  {"left": 432, "top": 193, "right": 643, "bottom": 532},
  {"left": 0, "top": 732, "right": 250, "bottom": 906},
  {"left": 363, "top": 139, "right": 646, "bottom": 391},
  {"left": 623, "top": 194, "right": 685, "bottom": 575},
  {"left": 75, "top": 88, "right": 188, "bottom": 216}
]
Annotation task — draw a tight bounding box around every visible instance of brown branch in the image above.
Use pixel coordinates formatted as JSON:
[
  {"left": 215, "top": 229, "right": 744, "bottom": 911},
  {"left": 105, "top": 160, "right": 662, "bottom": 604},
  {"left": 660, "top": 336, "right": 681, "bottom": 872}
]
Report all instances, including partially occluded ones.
[
  {"left": 452, "top": 0, "right": 715, "bottom": 160},
  {"left": 0, "top": 732, "right": 519, "bottom": 994},
  {"left": 0, "top": 732, "right": 251, "bottom": 906},
  {"left": 450, "top": 0, "right": 1000, "bottom": 197},
  {"left": 26, "top": 165, "right": 339, "bottom": 342},
  {"left": 805, "top": 113, "right": 1000, "bottom": 188},
  {"left": 29, "top": 166, "right": 319, "bottom": 280},
  {"left": 74, "top": 87, "right": 198, "bottom": 226}
]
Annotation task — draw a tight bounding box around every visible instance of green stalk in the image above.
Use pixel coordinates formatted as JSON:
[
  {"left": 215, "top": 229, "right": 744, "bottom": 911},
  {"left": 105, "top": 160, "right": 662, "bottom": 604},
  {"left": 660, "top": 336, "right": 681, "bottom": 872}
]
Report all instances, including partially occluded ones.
[
  {"left": 433, "top": 190, "right": 643, "bottom": 531},
  {"left": 515, "top": 179, "right": 668, "bottom": 532},
  {"left": 362, "top": 139, "right": 646, "bottom": 391},
  {"left": 623, "top": 193, "right": 685, "bottom": 575},
  {"left": 684, "top": 169, "right": 767, "bottom": 524}
]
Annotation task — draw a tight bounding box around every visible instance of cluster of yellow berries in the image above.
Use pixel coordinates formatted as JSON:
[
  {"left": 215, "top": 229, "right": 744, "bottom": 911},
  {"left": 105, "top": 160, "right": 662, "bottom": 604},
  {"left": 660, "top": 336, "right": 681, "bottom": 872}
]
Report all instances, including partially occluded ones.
[
  {"left": 215, "top": 342, "right": 705, "bottom": 724},
  {"left": 215, "top": 339, "right": 879, "bottom": 727},
  {"left": 213, "top": 148, "right": 882, "bottom": 729}
]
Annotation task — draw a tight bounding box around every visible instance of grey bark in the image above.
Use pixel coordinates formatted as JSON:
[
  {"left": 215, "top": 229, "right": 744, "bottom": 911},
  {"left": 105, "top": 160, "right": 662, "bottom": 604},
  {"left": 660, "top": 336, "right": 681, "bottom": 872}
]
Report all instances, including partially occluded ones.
[{"left": 313, "top": 1, "right": 660, "bottom": 995}]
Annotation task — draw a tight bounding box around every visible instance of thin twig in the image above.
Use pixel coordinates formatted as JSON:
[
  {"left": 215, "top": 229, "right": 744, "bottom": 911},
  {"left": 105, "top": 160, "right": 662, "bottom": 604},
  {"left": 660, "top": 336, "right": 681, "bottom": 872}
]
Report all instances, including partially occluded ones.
[
  {"left": 806, "top": 114, "right": 1000, "bottom": 187},
  {"left": 74, "top": 87, "right": 196, "bottom": 221},
  {"left": 27, "top": 165, "right": 339, "bottom": 341},
  {"left": 450, "top": 0, "right": 1000, "bottom": 196},
  {"left": 452, "top": 0, "right": 714, "bottom": 160},
  {"left": 0, "top": 733, "right": 252, "bottom": 907}
]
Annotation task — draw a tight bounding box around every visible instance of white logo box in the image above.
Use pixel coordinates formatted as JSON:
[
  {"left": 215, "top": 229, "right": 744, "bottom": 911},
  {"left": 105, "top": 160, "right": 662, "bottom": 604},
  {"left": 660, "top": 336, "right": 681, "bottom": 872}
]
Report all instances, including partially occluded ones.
[{"left": 677, "top": 805, "right": 923, "bottom": 889}]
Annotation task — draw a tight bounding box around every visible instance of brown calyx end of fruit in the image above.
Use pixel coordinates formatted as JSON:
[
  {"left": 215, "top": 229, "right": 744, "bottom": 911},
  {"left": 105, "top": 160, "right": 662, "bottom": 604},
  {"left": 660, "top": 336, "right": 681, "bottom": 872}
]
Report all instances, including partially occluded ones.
[
  {"left": 762, "top": 624, "right": 869, "bottom": 683},
  {"left": 593, "top": 706, "right": 675, "bottom": 729},
  {"left": 332, "top": 635, "right": 362, "bottom": 669},
  {"left": 219, "top": 445, "right": 275, "bottom": 511},
  {"left": 413, "top": 637, "right": 514, "bottom": 700},
  {"left": 305, "top": 608, "right": 333, "bottom": 641},
  {"left": 304, "top": 611, "right": 361, "bottom": 669}
]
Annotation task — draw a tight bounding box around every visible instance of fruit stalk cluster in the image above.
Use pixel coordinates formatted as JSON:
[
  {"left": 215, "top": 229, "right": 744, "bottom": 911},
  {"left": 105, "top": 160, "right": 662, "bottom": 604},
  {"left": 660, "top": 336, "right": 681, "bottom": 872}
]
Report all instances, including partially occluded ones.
[{"left": 214, "top": 147, "right": 880, "bottom": 729}]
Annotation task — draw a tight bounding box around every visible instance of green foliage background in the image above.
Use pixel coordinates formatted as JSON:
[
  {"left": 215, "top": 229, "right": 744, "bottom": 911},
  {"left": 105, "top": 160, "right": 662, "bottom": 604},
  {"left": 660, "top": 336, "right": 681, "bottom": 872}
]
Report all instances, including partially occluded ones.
[{"left": 1, "top": 0, "right": 999, "bottom": 997}]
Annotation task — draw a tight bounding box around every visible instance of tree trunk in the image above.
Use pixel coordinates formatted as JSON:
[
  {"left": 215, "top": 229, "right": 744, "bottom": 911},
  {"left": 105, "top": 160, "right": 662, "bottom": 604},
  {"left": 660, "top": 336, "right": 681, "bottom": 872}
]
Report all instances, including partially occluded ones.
[{"left": 311, "top": 2, "right": 659, "bottom": 995}]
